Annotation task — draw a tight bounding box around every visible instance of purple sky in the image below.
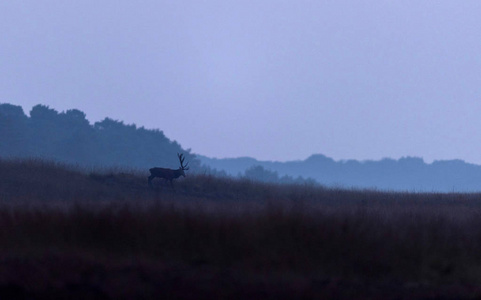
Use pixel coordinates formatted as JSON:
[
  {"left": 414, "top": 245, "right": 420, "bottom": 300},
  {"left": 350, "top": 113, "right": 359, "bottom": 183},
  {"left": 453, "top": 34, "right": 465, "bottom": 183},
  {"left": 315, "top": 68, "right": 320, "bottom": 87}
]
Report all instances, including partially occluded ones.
[{"left": 1, "top": 1, "right": 481, "bottom": 163}]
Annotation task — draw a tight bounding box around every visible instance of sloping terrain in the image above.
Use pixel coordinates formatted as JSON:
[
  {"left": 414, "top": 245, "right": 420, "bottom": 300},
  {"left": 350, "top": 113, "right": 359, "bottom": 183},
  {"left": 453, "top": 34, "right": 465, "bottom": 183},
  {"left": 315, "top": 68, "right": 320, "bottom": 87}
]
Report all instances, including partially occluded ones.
[{"left": 1, "top": 159, "right": 481, "bottom": 299}]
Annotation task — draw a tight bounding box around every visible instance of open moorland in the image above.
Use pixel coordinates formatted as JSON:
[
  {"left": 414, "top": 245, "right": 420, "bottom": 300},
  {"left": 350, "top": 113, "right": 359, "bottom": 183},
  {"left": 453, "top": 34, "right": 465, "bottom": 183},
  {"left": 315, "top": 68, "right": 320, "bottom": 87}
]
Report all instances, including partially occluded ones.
[{"left": 2, "top": 159, "right": 481, "bottom": 299}]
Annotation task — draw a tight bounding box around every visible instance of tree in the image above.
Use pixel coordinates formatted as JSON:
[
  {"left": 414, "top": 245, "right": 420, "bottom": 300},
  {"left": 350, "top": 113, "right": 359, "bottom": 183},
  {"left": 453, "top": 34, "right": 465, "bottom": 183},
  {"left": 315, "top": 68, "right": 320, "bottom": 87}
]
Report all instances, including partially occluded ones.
[
  {"left": 0, "top": 104, "right": 29, "bottom": 156},
  {"left": 0, "top": 103, "right": 200, "bottom": 170},
  {"left": 244, "top": 165, "right": 280, "bottom": 183}
]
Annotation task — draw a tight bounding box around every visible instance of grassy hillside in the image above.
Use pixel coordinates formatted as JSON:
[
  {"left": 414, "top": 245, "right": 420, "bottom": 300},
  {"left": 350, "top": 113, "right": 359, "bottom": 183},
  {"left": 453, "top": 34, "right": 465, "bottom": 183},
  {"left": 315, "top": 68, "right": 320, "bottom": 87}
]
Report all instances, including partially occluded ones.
[{"left": 1, "top": 158, "right": 481, "bottom": 299}]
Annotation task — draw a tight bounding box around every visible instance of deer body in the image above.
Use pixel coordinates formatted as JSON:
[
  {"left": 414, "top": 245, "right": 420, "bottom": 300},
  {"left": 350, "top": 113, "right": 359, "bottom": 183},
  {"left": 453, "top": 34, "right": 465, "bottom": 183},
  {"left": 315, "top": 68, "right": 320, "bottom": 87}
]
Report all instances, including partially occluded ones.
[{"left": 148, "top": 154, "right": 189, "bottom": 189}]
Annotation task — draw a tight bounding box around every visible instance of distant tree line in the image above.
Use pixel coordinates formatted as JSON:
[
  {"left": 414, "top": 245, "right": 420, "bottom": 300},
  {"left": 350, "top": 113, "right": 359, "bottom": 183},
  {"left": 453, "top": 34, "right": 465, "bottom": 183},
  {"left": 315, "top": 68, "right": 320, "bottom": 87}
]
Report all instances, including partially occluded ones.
[
  {"left": 243, "top": 165, "right": 318, "bottom": 185},
  {"left": 199, "top": 154, "right": 481, "bottom": 192},
  {"left": 0, "top": 103, "right": 199, "bottom": 170}
]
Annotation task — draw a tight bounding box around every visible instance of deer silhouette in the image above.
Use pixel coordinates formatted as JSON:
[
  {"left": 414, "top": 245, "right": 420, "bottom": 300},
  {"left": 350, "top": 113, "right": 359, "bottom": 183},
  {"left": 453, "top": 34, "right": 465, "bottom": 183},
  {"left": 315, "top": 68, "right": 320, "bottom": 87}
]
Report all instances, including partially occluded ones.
[{"left": 148, "top": 153, "right": 189, "bottom": 189}]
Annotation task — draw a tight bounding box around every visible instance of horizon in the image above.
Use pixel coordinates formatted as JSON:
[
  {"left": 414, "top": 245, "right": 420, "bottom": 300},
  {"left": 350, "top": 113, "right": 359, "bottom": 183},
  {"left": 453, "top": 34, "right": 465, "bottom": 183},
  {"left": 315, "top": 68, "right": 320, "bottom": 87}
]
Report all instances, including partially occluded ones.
[
  {"left": 1, "top": 2, "right": 481, "bottom": 164},
  {"left": 4, "top": 101, "right": 479, "bottom": 166}
]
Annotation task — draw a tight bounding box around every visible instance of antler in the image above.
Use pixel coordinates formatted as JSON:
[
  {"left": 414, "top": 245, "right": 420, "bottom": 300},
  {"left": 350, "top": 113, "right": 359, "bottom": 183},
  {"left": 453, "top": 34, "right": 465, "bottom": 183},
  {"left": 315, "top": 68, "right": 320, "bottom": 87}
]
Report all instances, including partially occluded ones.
[{"left": 177, "top": 153, "right": 190, "bottom": 170}]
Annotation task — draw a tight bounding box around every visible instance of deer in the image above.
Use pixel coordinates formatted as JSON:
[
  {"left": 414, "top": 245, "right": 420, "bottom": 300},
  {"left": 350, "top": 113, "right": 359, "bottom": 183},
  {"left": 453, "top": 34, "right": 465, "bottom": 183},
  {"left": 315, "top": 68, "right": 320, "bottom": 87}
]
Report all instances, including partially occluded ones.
[{"left": 148, "top": 153, "right": 190, "bottom": 189}]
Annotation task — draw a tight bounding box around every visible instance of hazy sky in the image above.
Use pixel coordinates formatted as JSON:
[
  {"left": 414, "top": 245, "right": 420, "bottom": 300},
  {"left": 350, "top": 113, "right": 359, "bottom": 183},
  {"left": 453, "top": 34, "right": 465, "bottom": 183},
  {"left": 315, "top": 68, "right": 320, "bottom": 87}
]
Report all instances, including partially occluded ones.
[{"left": 1, "top": 1, "right": 481, "bottom": 163}]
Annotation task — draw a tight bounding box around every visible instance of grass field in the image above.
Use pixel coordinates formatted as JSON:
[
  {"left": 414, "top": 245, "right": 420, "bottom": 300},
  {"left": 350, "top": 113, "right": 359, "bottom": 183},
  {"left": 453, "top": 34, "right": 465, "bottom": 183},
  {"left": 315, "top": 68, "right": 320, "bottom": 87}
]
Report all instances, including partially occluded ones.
[{"left": 1, "top": 158, "right": 481, "bottom": 299}]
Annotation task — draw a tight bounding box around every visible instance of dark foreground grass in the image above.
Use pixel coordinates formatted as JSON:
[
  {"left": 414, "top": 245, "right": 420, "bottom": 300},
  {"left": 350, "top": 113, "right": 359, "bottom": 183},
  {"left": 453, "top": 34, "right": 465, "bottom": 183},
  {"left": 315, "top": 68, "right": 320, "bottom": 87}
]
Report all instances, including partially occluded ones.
[{"left": 2, "top": 159, "right": 481, "bottom": 299}]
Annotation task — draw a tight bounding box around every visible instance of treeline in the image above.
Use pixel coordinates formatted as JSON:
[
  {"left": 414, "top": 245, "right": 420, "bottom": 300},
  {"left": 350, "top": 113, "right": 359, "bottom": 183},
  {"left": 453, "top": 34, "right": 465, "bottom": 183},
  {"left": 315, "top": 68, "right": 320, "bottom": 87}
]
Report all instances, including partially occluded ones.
[
  {"left": 0, "top": 103, "right": 199, "bottom": 170},
  {"left": 243, "top": 165, "right": 318, "bottom": 185},
  {"left": 200, "top": 154, "right": 481, "bottom": 192},
  {"left": 0, "top": 103, "right": 318, "bottom": 185}
]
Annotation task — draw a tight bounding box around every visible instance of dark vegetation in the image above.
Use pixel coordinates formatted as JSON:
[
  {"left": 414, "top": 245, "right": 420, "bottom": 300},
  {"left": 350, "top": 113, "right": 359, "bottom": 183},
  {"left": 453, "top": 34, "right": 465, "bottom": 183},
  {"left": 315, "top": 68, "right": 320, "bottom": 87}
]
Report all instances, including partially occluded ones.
[
  {"left": 2, "top": 159, "right": 481, "bottom": 299},
  {"left": 243, "top": 165, "right": 318, "bottom": 185},
  {"left": 0, "top": 103, "right": 199, "bottom": 170},
  {"left": 0, "top": 103, "right": 315, "bottom": 185}
]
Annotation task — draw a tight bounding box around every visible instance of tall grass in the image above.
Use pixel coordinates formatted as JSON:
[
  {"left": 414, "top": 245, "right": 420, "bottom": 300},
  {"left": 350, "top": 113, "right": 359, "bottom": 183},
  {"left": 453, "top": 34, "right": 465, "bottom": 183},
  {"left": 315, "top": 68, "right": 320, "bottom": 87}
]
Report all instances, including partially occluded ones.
[{"left": 1, "top": 158, "right": 481, "bottom": 299}]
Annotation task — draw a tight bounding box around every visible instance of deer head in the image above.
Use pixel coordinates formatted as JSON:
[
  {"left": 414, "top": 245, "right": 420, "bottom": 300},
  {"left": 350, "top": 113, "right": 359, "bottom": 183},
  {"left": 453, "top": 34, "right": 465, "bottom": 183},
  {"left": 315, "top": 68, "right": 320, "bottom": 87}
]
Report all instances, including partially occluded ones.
[{"left": 177, "top": 153, "right": 189, "bottom": 177}]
